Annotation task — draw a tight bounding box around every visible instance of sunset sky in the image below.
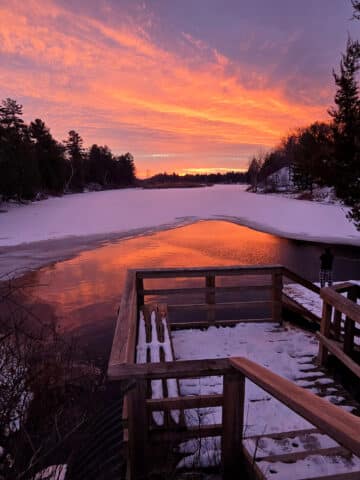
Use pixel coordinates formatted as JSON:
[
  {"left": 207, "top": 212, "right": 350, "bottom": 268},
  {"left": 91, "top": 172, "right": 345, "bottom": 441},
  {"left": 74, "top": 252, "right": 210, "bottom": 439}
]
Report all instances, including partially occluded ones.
[{"left": 0, "top": 0, "right": 358, "bottom": 177}]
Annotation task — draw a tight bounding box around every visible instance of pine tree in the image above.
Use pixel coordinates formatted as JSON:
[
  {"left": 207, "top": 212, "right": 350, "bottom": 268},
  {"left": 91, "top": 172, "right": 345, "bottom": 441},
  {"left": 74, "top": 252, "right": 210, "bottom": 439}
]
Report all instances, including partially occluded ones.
[
  {"left": 353, "top": 0, "right": 360, "bottom": 19},
  {"left": 328, "top": 38, "right": 360, "bottom": 204},
  {"left": 29, "top": 119, "right": 67, "bottom": 193},
  {"left": 0, "top": 98, "right": 40, "bottom": 199},
  {"left": 65, "top": 130, "right": 85, "bottom": 191}
]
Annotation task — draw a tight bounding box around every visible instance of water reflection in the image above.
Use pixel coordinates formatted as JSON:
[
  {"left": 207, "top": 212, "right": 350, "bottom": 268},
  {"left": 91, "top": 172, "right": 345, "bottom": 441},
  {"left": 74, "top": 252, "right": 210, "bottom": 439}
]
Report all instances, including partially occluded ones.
[{"left": 19, "top": 220, "right": 360, "bottom": 360}]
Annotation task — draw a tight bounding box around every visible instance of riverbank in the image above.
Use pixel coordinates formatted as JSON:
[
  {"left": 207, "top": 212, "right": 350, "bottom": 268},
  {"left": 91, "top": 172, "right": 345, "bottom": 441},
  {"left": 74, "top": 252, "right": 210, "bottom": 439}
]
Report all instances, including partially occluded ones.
[{"left": 1, "top": 185, "right": 360, "bottom": 278}]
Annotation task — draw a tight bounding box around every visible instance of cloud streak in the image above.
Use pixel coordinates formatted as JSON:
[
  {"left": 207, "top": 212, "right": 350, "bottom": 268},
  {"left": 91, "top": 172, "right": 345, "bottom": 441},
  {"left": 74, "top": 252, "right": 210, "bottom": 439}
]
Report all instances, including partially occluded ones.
[{"left": 0, "top": 0, "right": 352, "bottom": 175}]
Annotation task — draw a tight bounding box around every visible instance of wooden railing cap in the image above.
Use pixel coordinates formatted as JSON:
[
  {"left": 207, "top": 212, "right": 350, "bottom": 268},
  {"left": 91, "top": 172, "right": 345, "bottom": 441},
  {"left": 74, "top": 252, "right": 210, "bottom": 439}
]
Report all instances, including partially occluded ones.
[
  {"left": 135, "top": 264, "right": 284, "bottom": 278},
  {"left": 230, "top": 356, "right": 360, "bottom": 457}
]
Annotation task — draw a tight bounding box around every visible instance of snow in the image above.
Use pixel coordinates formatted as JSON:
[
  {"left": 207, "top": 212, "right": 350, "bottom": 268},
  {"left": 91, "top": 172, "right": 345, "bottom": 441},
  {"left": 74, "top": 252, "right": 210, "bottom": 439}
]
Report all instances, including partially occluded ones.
[
  {"left": 1, "top": 185, "right": 360, "bottom": 248},
  {"left": 34, "top": 464, "right": 67, "bottom": 480},
  {"left": 284, "top": 281, "right": 360, "bottom": 319},
  {"left": 284, "top": 281, "right": 360, "bottom": 347},
  {"left": 174, "top": 323, "right": 322, "bottom": 436},
  {"left": 134, "top": 302, "right": 360, "bottom": 476},
  {"left": 136, "top": 309, "right": 180, "bottom": 425},
  {"left": 170, "top": 322, "right": 360, "bottom": 476}
]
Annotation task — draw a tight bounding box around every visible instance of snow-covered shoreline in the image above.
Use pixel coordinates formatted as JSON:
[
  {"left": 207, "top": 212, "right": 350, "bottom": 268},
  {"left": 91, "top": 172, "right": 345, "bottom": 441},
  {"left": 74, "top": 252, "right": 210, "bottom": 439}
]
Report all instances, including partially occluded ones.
[{"left": 1, "top": 185, "right": 360, "bottom": 278}]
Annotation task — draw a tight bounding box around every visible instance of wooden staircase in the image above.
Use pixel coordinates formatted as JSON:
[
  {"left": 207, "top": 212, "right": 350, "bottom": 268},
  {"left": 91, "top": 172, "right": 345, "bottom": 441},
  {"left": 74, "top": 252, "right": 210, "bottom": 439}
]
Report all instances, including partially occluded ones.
[
  {"left": 244, "top": 428, "right": 360, "bottom": 480},
  {"left": 107, "top": 266, "right": 360, "bottom": 480}
]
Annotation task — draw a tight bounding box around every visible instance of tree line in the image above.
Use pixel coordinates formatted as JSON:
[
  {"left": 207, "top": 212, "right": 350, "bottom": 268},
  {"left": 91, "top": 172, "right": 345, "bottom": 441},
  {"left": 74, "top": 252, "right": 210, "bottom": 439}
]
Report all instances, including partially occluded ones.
[
  {"left": 248, "top": 0, "right": 360, "bottom": 227},
  {"left": 0, "top": 99, "right": 136, "bottom": 201},
  {"left": 144, "top": 171, "right": 247, "bottom": 186}
]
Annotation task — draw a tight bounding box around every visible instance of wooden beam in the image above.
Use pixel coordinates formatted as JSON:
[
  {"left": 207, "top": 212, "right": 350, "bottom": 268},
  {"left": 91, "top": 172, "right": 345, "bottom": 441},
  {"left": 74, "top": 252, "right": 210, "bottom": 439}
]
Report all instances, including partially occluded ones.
[
  {"left": 149, "top": 423, "right": 222, "bottom": 443},
  {"left": 205, "top": 273, "right": 216, "bottom": 303},
  {"left": 332, "top": 282, "right": 356, "bottom": 293},
  {"left": 282, "top": 267, "right": 320, "bottom": 294},
  {"left": 282, "top": 293, "right": 321, "bottom": 324},
  {"left": 146, "top": 394, "right": 223, "bottom": 411},
  {"left": 168, "top": 300, "right": 272, "bottom": 311},
  {"left": 169, "top": 317, "right": 274, "bottom": 329},
  {"left": 272, "top": 271, "right": 283, "bottom": 324},
  {"left": 230, "top": 357, "right": 360, "bottom": 456},
  {"left": 136, "top": 276, "right": 144, "bottom": 309},
  {"left": 317, "top": 334, "right": 360, "bottom": 378},
  {"left": 136, "top": 264, "right": 283, "bottom": 279},
  {"left": 318, "top": 301, "right": 332, "bottom": 366},
  {"left": 205, "top": 273, "right": 216, "bottom": 323},
  {"left": 222, "top": 371, "right": 245, "bottom": 479},
  {"left": 333, "top": 309, "right": 342, "bottom": 340},
  {"left": 344, "top": 288, "right": 357, "bottom": 356},
  {"left": 108, "top": 270, "right": 137, "bottom": 369},
  {"left": 244, "top": 427, "right": 319, "bottom": 441},
  {"left": 255, "top": 446, "right": 350, "bottom": 463},
  {"left": 127, "top": 379, "right": 148, "bottom": 480},
  {"left": 140, "top": 284, "right": 273, "bottom": 297},
  {"left": 108, "top": 358, "right": 231, "bottom": 381},
  {"left": 321, "top": 287, "right": 360, "bottom": 325}
]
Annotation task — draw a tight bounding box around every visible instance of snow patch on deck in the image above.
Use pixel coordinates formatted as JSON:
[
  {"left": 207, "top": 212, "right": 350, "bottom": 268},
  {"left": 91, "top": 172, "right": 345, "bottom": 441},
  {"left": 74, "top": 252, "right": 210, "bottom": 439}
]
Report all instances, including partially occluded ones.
[{"left": 171, "top": 322, "right": 360, "bottom": 476}]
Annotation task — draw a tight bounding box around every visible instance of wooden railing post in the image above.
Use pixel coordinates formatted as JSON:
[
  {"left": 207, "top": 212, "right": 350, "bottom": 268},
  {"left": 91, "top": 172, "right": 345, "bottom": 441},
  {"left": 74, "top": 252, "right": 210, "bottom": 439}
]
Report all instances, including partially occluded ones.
[
  {"left": 128, "top": 379, "right": 148, "bottom": 480},
  {"left": 272, "top": 270, "right": 283, "bottom": 324},
  {"left": 205, "top": 273, "right": 216, "bottom": 323},
  {"left": 333, "top": 309, "right": 342, "bottom": 340},
  {"left": 136, "top": 275, "right": 144, "bottom": 309},
  {"left": 318, "top": 301, "right": 332, "bottom": 366},
  {"left": 222, "top": 370, "right": 245, "bottom": 479},
  {"left": 344, "top": 287, "right": 357, "bottom": 357}
]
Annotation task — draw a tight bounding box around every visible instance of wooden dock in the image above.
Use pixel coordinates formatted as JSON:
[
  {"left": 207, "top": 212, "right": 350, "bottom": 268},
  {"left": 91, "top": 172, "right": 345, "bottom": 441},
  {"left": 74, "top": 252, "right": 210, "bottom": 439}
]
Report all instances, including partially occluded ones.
[{"left": 107, "top": 265, "right": 360, "bottom": 480}]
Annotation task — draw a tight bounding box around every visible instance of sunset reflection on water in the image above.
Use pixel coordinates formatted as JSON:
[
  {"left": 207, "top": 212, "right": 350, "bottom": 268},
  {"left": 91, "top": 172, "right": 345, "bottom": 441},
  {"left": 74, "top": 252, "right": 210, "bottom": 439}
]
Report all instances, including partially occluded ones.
[{"left": 20, "top": 220, "right": 360, "bottom": 360}]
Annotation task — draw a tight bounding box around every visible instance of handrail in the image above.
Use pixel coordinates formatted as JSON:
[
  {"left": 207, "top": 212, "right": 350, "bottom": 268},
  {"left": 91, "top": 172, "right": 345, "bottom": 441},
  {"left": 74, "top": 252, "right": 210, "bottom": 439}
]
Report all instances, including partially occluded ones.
[
  {"left": 332, "top": 282, "right": 357, "bottom": 293},
  {"left": 135, "top": 264, "right": 283, "bottom": 278},
  {"left": 108, "top": 270, "right": 138, "bottom": 368},
  {"left": 321, "top": 286, "right": 360, "bottom": 325},
  {"left": 230, "top": 356, "right": 360, "bottom": 457},
  {"left": 107, "top": 357, "right": 231, "bottom": 381},
  {"left": 282, "top": 266, "right": 320, "bottom": 294}
]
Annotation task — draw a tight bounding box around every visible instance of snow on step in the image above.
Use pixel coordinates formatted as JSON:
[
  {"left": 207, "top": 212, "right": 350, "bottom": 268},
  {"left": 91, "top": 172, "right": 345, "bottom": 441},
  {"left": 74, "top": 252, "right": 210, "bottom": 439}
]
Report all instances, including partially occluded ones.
[
  {"left": 136, "top": 308, "right": 180, "bottom": 425},
  {"left": 283, "top": 281, "right": 360, "bottom": 320},
  {"left": 283, "top": 281, "right": 360, "bottom": 347},
  {"left": 259, "top": 453, "right": 360, "bottom": 480},
  {"left": 172, "top": 322, "right": 360, "bottom": 476}
]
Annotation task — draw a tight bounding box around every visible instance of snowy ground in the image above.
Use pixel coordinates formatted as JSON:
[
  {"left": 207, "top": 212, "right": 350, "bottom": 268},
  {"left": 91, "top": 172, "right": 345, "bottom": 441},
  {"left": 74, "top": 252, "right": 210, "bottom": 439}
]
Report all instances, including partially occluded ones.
[
  {"left": 1, "top": 185, "right": 359, "bottom": 249},
  {"left": 1, "top": 185, "right": 359, "bottom": 279}
]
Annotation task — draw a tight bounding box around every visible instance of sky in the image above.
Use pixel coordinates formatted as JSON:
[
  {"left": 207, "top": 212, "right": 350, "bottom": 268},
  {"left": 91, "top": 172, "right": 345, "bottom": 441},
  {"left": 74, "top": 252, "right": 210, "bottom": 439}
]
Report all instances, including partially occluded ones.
[{"left": 0, "top": 0, "right": 359, "bottom": 177}]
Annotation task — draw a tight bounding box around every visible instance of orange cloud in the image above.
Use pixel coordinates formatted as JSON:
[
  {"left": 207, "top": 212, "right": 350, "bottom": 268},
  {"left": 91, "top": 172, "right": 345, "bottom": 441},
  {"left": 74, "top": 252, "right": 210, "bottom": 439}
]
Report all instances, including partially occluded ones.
[{"left": 0, "top": 0, "right": 331, "bottom": 176}]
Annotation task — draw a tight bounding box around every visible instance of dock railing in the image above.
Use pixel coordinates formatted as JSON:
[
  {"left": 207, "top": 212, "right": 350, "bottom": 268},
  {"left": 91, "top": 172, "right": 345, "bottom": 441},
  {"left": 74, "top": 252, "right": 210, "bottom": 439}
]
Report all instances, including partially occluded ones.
[
  {"left": 135, "top": 265, "right": 283, "bottom": 327},
  {"left": 108, "top": 357, "right": 360, "bottom": 480},
  {"left": 318, "top": 283, "right": 360, "bottom": 378},
  {"left": 109, "top": 265, "right": 285, "bottom": 370},
  {"left": 107, "top": 266, "right": 360, "bottom": 479}
]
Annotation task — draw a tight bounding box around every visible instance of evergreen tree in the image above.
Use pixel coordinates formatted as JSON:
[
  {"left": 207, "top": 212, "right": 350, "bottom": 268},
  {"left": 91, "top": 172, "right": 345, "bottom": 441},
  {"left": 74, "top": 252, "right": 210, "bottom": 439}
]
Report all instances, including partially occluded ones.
[
  {"left": 0, "top": 98, "right": 39, "bottom": 200},
  {"left": 247, "top": 157, "right": 263, "bottom": 189},
  {"left": 87, "top": 144, "right": 114, "bottom": 186},
  {"left": 0, "top": 98, "right": 137, "bottom": 200},
  {"left": 353, "top": 0, "right": 360, "bottom": 19},
  {"left": 328, "top": 38, "right": 360, "bottom": 203},
  {"left": 29, "top": 119, "right": 67, "bottom": 193},
  {"left": 65, "top": 130, "right": 85, "bottom": 191},
  {"left": 291, "top": 123, "right": 334, "bottom": 192}
]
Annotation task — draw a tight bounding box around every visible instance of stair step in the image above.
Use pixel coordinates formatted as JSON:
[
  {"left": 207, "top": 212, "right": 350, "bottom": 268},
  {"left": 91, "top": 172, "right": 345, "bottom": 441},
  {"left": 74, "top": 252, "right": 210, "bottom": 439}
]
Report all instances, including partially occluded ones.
[{"left": 256, "top": 446, "right": 351, "bottom": 463}]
